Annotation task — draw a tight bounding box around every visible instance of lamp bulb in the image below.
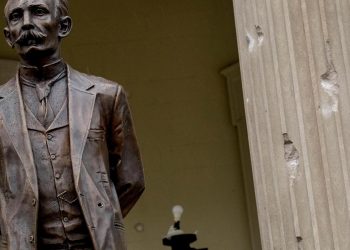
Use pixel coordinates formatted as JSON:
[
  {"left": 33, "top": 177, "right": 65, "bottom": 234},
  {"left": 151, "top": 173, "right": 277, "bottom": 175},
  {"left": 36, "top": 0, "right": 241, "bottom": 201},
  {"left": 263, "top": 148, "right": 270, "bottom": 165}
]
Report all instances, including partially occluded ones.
[{"left": 172, "top": 205, "right": 183, "bottom": 222}]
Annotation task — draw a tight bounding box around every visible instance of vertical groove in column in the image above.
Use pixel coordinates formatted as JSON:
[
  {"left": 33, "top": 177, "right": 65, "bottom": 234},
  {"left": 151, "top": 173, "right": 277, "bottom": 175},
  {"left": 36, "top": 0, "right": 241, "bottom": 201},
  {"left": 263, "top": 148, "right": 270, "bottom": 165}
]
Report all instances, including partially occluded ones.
[
  {"left": 265, "top": 0, "right": 287, "bottom": 134},
  {"left": 263, "top": 1, "right": 304, "bottom": 246},
  {"left": 319, "top": 0, "right": 350, "bottom": 223},
  {"left": 333, "top": 0, "right": 350, "bottom": 220},
  {"left": 246, "top": 63, "right": 274, "bottom": 249},
  {"left": 281, "top": 0, "right": 321, "bottom": 249},
  {"left": 234, "top": 1, "right": 274, "bottom": 248},
  {"left": 244, "top": 91, "right": 272, "bottom": 250},
  {"left": 299, "top": 0, "right": 339, "bottom": 248},
  {"left": 249, "top": 0, "right": 287, "bottom": 248},
  {"left": 264, "top": 0, "right": 303, "bottom": 246},
  {"left": 243, "top": 107, "right": 270, "bottom": 250},
  {"left": 334, "top": 0, "right": 350, "bottom": 93},
  {"left": 289, "top": 187, "right": 302, "bottom": 249}
]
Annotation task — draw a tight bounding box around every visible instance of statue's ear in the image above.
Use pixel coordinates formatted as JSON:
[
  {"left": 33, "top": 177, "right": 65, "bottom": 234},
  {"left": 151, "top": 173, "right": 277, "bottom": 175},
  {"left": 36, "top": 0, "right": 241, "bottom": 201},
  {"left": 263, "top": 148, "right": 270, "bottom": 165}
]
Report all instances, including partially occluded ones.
[
  {"left": 58, "top": 16, "right": 72, "bottom": 38},
  {"left": 3, "top": 27, "right": 13, "bottom": 48}
]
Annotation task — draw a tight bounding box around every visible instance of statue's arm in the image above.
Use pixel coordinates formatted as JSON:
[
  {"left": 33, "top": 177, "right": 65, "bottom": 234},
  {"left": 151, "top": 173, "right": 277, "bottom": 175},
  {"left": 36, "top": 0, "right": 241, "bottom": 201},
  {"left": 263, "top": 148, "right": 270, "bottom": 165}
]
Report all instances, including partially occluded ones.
[{"left": 108, "top": 86, "right": 145, "bottom": 217}]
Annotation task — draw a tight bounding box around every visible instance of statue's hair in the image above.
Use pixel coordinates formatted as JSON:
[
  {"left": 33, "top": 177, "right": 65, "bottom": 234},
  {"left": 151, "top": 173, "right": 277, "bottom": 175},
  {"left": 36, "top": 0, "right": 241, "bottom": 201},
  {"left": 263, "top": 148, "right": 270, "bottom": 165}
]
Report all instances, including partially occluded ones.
[
  {"left": 56, "top": 0, "right": 69, "bottom": 16},
  {"left": 4, "top": 0, "right": 69, "bottom": 18}
]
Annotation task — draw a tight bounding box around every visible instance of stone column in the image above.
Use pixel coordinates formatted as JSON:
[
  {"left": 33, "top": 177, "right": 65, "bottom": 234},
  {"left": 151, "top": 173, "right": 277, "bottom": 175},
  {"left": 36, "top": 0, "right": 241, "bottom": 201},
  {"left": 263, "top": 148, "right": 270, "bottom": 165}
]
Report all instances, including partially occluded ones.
[{"left": 233, "top": 0, "right": 350, "bottom": 249}]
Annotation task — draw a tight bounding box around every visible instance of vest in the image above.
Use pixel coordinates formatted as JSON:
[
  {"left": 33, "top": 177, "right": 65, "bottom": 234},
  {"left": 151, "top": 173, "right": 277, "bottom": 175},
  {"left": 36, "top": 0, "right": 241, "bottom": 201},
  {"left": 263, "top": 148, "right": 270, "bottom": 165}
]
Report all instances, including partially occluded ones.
[{"left": 23, "top": 82, "right": 92, "bottom": 247}]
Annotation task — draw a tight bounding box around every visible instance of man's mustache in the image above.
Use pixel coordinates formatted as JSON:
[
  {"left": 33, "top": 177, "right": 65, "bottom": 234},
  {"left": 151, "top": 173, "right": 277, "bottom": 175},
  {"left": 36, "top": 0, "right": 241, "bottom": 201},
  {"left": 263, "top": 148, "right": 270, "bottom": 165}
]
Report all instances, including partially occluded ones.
[{"left": 12, "top": 29, "right": 47, "bottom": 48}]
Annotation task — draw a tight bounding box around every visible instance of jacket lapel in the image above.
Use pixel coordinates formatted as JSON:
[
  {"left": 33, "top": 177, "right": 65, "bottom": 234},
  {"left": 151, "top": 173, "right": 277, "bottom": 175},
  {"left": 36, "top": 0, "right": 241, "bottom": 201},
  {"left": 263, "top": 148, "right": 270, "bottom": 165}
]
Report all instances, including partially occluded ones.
[
  {"left": 0, "top": 74, "right": 38, "bottom": 198},
  {"left": 0, "top": 66, "right": 96, "bottom": 198},
  {"left": 67, "top": 66, "right": 96, "bottom": 186}
]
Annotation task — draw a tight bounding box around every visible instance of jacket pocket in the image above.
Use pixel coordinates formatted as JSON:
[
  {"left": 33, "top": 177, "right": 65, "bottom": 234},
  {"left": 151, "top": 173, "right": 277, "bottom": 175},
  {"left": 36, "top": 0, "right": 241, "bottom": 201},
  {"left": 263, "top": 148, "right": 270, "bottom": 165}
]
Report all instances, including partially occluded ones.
[
  {"left": 113, "top": 218, "right": 125, "bottom": 231},
  {"left": 87, "top": 129, "right": 105, "bottom": 141},
  {"left": 0, "top": 238, "right": 7, "bottom": 250},
  {"left": 0, "top": 228, "right": 7, "bottom": 250}
]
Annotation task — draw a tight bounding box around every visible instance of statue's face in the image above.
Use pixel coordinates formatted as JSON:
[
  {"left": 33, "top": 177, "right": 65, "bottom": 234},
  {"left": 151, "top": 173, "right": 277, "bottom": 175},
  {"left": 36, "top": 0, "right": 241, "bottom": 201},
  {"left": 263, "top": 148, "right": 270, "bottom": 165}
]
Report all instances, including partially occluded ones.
[{"left": 3, "top": 0, "right": 66, "bottom": 57}]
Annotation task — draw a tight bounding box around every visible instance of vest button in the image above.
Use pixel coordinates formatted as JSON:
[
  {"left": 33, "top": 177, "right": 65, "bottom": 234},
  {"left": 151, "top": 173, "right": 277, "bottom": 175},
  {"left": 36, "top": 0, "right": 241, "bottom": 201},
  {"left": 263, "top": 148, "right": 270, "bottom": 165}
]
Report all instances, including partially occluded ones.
[
  {"left": 50, "top": 154, "right": 56, "bottom": 160},
  {"left": 31, "top": 198, "right": 36, "bottom": 207},
  {"left": 47, "top": 134, "right": 53, "bottom": 140},
  {"left": 29, "top": 235, "right": 34, "bottom": 243},
  {"left": 63, "top": 217, "right": 69, "bottom": 222},
  {"left": 55, "top": 173, "right": 61, "bottom": 179}
]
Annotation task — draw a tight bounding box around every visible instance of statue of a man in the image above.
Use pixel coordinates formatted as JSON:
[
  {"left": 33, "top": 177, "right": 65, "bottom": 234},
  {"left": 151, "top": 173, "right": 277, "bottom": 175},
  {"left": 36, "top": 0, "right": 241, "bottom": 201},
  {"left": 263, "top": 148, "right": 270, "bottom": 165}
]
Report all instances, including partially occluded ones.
[{"left": 1, "top": 0, "right": 145, "bottom": 249}]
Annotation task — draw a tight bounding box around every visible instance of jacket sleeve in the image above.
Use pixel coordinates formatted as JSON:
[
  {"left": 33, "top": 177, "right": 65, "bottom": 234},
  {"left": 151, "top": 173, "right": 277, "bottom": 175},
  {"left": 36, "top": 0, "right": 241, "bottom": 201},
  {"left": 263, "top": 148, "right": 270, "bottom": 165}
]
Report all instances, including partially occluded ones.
[{"left": 108, "top": 86, "right": 145, "bottom": 217}]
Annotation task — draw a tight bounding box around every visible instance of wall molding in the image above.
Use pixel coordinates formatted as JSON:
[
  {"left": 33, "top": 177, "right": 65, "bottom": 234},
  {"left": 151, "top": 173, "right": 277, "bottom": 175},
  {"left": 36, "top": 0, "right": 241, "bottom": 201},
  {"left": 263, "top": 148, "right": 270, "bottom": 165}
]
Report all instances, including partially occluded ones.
[{"left": 221, "top": 63, "right": 261, "bottom": 250}]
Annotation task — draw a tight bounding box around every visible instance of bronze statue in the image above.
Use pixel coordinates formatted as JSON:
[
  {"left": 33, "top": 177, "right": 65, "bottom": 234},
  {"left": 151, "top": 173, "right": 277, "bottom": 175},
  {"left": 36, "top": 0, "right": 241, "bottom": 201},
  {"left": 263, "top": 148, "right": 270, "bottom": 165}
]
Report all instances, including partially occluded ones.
[{"left": 1, "top": 0, "right": 145, "bottom": 249}]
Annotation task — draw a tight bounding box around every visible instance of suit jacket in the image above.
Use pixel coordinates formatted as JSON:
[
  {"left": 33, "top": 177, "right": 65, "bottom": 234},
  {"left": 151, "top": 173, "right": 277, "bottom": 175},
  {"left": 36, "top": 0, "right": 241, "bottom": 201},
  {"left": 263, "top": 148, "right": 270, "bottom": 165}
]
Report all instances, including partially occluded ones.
[{"left": 0, "top": 66, "right": 145, "bottom": 250}]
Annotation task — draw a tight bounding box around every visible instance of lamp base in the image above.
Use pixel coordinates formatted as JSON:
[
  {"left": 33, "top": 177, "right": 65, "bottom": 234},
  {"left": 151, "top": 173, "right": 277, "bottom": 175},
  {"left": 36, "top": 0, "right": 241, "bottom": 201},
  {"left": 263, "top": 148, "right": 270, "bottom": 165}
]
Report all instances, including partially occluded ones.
[{"left": 162, "top": 234, "right": 208, "bottom": 250}]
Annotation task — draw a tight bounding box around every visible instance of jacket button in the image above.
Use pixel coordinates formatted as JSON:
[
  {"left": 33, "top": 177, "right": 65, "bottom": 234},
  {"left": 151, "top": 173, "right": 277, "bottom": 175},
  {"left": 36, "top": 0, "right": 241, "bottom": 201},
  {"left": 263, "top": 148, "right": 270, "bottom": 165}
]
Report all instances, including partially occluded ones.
[
  {"left": 47, "top": 134, "right": 53, "bottom": 140},
  {"left": 50, "top": 154, "right": 56, "bottom": 160},
  {"left": 55, "top": 173, "right": 61, "bottom": 179},
  {"left": 32, "top": 198, "right": 36, "bottom": 207},
  {"left": 29, "top": 235, "right": 34, "bottom": 243},
  {"left": 63, "top": 217, "right": 69, "bottom": 222}
]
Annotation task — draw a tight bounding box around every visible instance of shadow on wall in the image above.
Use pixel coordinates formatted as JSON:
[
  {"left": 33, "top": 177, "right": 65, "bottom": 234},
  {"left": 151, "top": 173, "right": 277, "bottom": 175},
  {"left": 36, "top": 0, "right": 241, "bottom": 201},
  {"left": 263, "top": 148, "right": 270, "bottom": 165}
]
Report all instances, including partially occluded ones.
[{"left": 0, "top": 59, "right": 18, "bottom": 83}]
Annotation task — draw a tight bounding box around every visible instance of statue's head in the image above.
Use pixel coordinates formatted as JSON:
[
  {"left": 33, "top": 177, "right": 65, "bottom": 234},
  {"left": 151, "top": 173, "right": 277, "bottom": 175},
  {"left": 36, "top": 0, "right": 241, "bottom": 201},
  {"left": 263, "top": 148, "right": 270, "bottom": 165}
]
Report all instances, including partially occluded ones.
[{"left": 3, "top": 0, "right": 72, "bottom": 63}]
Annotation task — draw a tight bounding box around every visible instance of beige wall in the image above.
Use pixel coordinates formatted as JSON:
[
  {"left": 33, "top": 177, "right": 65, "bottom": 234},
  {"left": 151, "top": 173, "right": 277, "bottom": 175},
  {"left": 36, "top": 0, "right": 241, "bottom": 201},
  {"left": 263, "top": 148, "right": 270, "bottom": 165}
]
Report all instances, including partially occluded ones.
[{"left": 0, "top": 0, "right": 253, "bottom": 249}]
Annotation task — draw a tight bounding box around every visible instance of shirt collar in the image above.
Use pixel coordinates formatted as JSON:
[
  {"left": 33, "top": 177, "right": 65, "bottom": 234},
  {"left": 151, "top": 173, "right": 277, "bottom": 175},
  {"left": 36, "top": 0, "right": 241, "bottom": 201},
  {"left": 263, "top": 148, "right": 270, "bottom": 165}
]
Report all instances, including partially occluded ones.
[{"left": 19, "top": 59, "right": 66, "bottom": 83}]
